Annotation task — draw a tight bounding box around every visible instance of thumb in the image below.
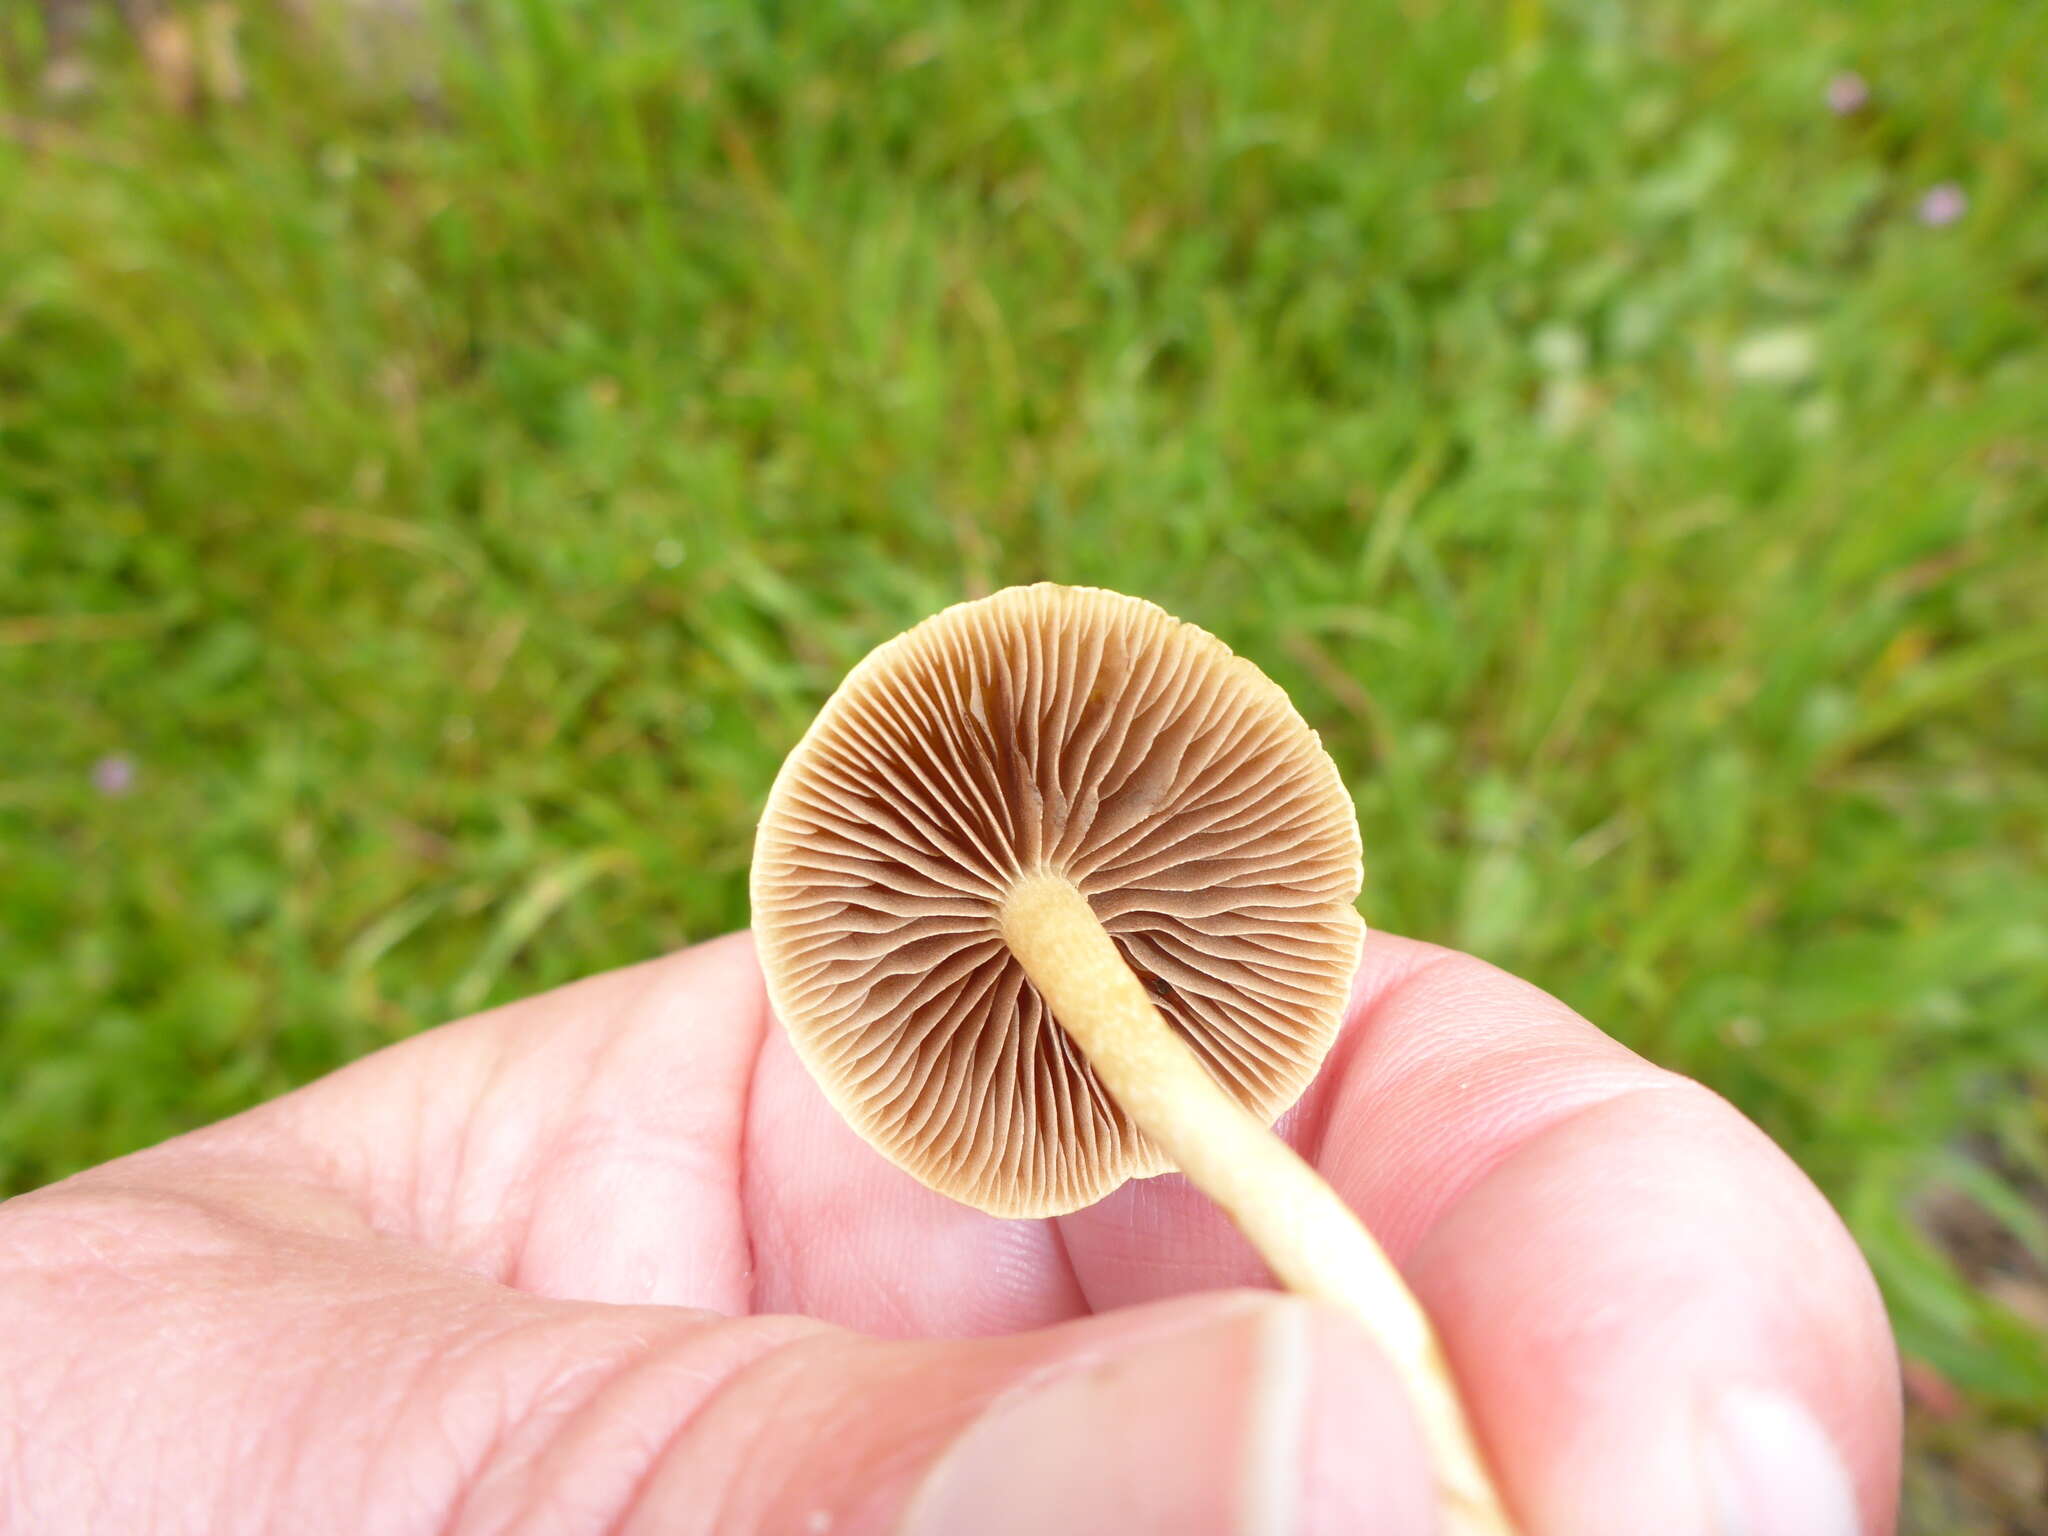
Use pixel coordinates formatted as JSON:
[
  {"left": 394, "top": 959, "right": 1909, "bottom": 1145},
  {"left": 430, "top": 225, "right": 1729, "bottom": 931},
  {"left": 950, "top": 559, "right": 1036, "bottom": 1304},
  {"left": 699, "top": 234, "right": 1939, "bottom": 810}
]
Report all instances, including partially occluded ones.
[
  {"left": 661, "top": 1291, "right": 1435, "bottom": 1535},
  {"left": 3, "top": 1171, "right": 1430, "bottom": 1534}
]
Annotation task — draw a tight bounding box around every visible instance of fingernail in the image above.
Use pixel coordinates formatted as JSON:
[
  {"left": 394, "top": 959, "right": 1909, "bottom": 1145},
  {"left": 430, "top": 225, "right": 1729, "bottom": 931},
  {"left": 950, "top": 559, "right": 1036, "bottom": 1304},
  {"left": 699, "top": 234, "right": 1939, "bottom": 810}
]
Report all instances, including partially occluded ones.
[
  {"left": 1703, "top": 1385, "right": 1860, "bottom": 1536},
  {"left": 901, "top": 1299, "right": 1429, "bottom": 1536},
  {"left": 899, "top": 1300, "right": 1308, "bottom": 1535},
  {"left": 1238, "top": 1300, "right": 1312, "bottom": 1535}
]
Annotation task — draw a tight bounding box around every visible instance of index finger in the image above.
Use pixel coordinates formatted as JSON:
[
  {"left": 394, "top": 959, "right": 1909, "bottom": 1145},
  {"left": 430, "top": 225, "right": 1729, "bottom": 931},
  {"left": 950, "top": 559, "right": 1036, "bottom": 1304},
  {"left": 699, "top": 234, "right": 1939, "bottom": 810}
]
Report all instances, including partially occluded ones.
[{"left": 1057, "top": 931, "right": 1901, "bottom": 1535}]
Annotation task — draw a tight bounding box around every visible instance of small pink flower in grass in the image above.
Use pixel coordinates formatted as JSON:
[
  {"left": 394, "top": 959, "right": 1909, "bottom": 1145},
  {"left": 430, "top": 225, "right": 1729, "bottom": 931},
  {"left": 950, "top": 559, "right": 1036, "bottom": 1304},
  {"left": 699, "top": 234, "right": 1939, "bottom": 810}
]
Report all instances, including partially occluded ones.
[
  {"left": 1825, "top": 72, "right": 1869, "bottom": 116},
  {"left": 92, "top": 754, "right": 137, "bottom": 797},
  {"left": 1918, "top": 183, "right": 1968, "bottom": 227}
]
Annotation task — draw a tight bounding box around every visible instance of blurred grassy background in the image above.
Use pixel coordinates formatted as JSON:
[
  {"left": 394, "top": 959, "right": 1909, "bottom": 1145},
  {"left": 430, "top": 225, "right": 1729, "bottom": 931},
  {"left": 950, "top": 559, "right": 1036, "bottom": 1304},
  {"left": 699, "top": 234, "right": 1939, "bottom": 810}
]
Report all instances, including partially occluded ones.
[{"left": 3, "top": 0, "right": 2045, "bottom": 1523}]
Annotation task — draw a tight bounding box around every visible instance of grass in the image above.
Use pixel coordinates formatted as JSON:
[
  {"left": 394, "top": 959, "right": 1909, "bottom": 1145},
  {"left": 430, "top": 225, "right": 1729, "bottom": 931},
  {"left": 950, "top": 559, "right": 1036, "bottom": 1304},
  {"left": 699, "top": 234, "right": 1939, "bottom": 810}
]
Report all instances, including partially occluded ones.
[{"left": 3, "top": 0, "right": 2045, "bottom": 1521}]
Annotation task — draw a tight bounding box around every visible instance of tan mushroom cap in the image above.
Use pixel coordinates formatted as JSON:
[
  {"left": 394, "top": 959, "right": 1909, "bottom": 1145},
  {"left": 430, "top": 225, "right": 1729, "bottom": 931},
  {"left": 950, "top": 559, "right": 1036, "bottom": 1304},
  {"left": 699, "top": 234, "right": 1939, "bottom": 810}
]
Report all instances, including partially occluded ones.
[{"left": 751, "top": 584, "right": 1365, "bottom": 1217}]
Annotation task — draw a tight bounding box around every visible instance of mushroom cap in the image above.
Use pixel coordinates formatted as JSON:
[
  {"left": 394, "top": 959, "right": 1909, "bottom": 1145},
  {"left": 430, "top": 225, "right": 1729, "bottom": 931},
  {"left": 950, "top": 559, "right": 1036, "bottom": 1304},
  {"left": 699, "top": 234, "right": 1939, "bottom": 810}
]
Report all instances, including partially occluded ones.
[{"left": 751, "top": 584, "right": 1365, "bottom": 1217}]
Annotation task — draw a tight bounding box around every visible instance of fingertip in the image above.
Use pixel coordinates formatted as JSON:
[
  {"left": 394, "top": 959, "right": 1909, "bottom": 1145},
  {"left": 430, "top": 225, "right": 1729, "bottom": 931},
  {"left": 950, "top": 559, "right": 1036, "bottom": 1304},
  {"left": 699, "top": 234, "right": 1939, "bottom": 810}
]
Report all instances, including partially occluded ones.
[
  {"left": 1407, "top": 1083, "right": 1898, "bottom": 1536},
  {"left": 1702, "top": 1382, "right": 1866, "bottom": 1536},
  {"left": 895, "top": 1293, "right": 1434, "bottom": 1536},
  {"left": 1289, "top": 1298, "right": 1440, "bottom": 1536}
]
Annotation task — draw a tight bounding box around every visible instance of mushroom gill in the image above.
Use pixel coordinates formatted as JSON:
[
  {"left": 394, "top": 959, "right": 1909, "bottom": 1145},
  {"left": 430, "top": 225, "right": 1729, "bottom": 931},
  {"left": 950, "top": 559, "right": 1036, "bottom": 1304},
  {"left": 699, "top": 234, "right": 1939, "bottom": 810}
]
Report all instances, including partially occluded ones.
[{"left": 751, "top": 583, "right": 1362, "bottom": 1216}]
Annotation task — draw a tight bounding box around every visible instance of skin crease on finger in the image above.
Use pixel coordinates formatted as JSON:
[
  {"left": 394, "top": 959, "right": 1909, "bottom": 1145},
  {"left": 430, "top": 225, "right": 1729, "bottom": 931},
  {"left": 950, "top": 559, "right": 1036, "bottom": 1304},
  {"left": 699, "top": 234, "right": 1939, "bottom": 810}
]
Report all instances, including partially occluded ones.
[
  {"left": 0, "top": 929, "right": 1900, "bottom": 1534},
  {"left": 0, "top": 1188, "right": 1423, "bottom": 1536}
]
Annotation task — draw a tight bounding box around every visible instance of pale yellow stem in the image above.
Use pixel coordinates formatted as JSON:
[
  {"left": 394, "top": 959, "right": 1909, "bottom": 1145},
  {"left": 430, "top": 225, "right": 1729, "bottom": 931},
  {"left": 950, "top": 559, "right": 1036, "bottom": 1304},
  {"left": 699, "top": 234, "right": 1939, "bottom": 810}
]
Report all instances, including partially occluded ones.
[{"left": 999, "top": 872, "right": 1516, "bottom": 1536}]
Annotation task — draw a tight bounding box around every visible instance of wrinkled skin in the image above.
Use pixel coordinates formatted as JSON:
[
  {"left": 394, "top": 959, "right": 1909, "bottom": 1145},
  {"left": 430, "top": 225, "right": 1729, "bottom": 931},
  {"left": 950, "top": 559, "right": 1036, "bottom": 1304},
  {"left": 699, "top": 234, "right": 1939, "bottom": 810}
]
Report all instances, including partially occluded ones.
[{"left": 0, "top": 931, "right": 1899, "bottom": 1534}]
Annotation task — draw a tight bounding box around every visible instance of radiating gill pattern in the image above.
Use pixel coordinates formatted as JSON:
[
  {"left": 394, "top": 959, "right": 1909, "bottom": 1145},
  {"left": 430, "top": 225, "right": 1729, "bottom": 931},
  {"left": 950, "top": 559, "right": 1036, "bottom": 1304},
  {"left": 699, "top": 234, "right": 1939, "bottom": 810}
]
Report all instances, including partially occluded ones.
[{"left": 752, "top": 585, "right": 1364, "bottom": 1217}]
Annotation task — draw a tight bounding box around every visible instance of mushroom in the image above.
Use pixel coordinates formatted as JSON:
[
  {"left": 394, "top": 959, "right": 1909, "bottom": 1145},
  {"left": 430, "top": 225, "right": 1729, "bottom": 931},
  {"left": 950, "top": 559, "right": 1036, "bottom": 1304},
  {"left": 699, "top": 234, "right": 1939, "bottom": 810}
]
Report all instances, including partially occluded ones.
[{"left": 753, "top": 584, "right": 1514, "bottom": 1533}]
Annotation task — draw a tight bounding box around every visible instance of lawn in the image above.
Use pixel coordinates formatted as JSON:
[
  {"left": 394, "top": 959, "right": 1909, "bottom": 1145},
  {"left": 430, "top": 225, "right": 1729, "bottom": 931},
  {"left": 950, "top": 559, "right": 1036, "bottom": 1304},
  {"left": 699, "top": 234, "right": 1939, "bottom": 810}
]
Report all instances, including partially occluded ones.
[{"left": 3, "top": 0, "right": 2045, "bottom": 1524}]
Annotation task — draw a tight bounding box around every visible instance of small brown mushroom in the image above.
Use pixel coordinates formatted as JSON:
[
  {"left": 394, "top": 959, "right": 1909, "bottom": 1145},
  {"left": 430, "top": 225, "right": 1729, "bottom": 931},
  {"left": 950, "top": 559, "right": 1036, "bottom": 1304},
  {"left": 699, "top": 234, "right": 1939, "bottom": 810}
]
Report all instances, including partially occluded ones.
[{"left": 753, "top": 584, "right": 1514, "bottom": 1533}]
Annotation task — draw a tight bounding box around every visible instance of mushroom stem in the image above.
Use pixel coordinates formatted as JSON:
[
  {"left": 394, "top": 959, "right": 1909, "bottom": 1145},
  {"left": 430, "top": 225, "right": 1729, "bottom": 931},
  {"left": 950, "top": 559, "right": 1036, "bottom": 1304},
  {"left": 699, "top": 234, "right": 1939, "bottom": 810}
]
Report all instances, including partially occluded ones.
[{"left": 999, "top": 872, "right": 1516, "bottom": 1536}]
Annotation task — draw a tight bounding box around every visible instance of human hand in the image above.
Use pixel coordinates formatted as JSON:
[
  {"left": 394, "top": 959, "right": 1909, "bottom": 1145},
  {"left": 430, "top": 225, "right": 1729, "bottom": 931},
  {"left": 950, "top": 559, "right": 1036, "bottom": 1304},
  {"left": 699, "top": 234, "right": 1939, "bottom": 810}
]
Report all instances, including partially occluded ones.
[{"left": 0, "top": 930, "right": 1899, "bottom": 1533}]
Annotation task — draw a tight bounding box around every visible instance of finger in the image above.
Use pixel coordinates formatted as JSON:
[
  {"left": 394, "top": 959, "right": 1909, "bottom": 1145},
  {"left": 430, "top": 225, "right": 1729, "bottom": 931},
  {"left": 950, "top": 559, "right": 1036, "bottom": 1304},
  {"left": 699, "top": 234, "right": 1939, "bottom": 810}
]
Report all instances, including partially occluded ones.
[
  {"left": 741, "top": 1016, "right": 1087, "bottom": 1335},
  {"left": 1059, "top": 934, "right": 1900, "bottom": 1535},
  {"left": 1407, "top": 1079, "right": 1898, "bottom": 1536},
  {"left": 0, "top": 1163, "right": 1430, "bottom": 1535},
  {"left": 1055, "top": 932, "right": 1659, "bottom": 1297},
  {"left": 220, "top": 931, "right": 770, "bottom": 1310},
  {"left": 225, "top": 930, "right": 1086, "bottom": 1332},
  {"left": 605, "top": 1292, "right": 1433, "bottom": 1536}
]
